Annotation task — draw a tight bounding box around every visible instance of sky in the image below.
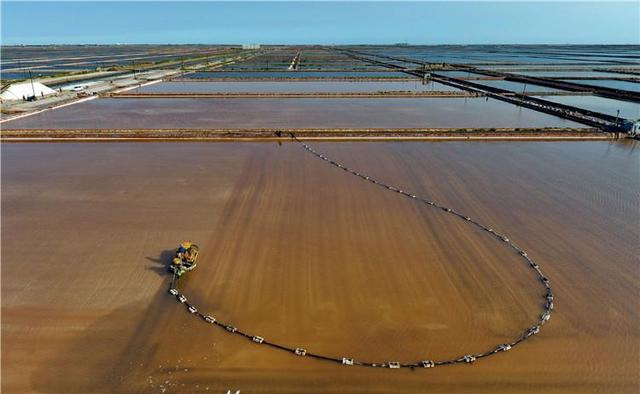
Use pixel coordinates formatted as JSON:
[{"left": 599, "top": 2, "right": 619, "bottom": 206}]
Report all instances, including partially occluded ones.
[{"left": 1, "top": 1, "right": 638, "bottom": 45}]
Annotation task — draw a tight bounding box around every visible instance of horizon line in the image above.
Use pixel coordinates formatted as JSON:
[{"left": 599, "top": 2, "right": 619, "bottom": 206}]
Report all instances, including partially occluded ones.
[{"left": 3, "top": 43, "right": 639, "bottom": 46}]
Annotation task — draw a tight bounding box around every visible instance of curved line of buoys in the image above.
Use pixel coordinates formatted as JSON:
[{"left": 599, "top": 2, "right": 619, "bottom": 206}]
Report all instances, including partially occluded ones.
[{"left": 167, "top": 135, "right": 553, "bottom": 369}]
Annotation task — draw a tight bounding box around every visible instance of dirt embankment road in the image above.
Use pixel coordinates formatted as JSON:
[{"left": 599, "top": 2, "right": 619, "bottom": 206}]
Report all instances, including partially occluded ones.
[{"left": 2, "top": 141, "right": 638, "bottom": 393}]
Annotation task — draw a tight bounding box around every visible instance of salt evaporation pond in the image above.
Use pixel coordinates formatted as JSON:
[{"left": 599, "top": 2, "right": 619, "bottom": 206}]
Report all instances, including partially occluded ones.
[
  {"left": 134, "top": 80, "right": 461, "bottom": 93},
  {"left": 3, "top": 97, "right": 586, "bottom": 130}
]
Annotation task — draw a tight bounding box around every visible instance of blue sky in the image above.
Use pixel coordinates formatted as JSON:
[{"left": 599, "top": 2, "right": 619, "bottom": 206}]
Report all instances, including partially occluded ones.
[{"left": 2, "top": 1, "right": 638, "bottom": 45}]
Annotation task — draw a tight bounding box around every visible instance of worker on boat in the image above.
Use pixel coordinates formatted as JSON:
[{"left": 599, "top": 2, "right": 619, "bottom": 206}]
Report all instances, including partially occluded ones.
[
  {"left": 171, "top": 241, "right": 198, "bottom": 276},
  {"left": 178, "top": 241, "right": 191, "bottom": 254},
  {"left": 178, "top": 241, "right": 197, "bottom": 268},
  {"left": 177, "top": 241, "right": 191, "bottom": 260}
]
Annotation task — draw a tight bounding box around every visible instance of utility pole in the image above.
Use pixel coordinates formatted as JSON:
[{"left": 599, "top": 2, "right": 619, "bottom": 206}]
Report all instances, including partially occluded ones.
[
  {"left": 132, "top": 60, "right": 136, "bottom": 79},
  {"left": 28, "top": 69, "right": 36, "bottom": 100},
  {"left": 520, "top": 82, "right": 527, "bottom": 106}
]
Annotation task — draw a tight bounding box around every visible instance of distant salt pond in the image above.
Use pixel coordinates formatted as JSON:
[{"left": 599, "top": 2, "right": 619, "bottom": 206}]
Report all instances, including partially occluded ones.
[
  {"left": 4, "top": 96, "right": 587, "bottom": 130},
  {"left": 541, "top": 95, "right": 639, "bottom": 119},
  {"left": 133, "top": 80, "right": 461, "bottom": 93},
  {"left": 562, "top": 79, "right": 640, "bottom": 93},
  {"left": 184, "top": 71, "right": 413, "bottom": 79}
]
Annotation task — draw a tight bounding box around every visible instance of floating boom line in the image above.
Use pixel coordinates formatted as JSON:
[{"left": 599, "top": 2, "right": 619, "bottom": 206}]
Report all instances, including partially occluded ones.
[{"left": 166, "top": 134, "right": 554, "bottom": 369}]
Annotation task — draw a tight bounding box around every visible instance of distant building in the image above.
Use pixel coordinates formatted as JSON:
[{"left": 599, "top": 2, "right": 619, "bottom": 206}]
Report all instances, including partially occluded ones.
[
  {"left": 242, "top": 44, "right": 261, "bottom": 50},
  {"left": 0, "top": 81, "right": 56, "bottom": 101}
]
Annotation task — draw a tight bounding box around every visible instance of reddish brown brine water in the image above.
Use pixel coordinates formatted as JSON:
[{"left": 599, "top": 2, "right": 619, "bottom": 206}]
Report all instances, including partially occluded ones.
[
  {"left": 2, "top": 140, "right": 638, "bottom": 393},
  {"left": 3, "top": 97, "right": 587, "bottom": 130}
]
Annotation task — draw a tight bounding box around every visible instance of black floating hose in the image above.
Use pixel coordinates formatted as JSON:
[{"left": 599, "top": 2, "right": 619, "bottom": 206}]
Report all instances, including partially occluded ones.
[{"left": 166, "top": 134, "right": 553, "bottom": 369}]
